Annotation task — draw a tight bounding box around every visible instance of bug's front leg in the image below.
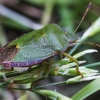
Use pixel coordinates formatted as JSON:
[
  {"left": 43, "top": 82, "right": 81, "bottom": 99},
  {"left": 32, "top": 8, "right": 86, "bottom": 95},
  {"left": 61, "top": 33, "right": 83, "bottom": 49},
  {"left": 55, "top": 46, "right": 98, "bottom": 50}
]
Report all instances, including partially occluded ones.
[{"left": 62, "top": 52, "right": 84, "bottom": 78}]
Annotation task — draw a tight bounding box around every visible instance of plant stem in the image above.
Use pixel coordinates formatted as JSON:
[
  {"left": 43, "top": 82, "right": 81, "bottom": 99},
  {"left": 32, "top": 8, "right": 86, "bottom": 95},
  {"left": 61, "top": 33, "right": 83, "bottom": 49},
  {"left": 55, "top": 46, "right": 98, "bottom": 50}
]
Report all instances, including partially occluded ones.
[{"left": 33, "top": 81, "right": 66, "bottom": 90}]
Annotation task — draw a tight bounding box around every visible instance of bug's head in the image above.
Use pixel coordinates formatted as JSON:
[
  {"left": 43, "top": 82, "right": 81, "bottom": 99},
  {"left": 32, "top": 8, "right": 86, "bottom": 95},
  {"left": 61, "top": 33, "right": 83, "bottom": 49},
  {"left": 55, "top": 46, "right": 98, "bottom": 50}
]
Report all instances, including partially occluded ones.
[
  {"left": 64, "top": 2, "right": 91, "bottom": 45},
  {"left": 65, "top": 32, "right": 78, "bottom": 44},
  {"left": 65, "top": 32, "right": 100, "bottom": 48}
]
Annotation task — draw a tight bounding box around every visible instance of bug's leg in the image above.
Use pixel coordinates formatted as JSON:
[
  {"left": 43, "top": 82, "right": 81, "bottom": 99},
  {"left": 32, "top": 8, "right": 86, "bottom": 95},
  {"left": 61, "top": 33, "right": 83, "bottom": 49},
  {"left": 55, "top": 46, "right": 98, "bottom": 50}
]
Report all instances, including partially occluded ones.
[
  {"left": 8, "top": 81, "right": 14, "bottom": 89},
  {"left": 60, "top": 53, "right": 63, "bottom": 59},
  {"left": 44, "top": 58, "right": 53, "bottom": 77},
  {"left": 28, "top": 66, "right": 32, "bottom": 70},
  {"left": 11, "top": 67, "right": 14, "bottom": 71},
  {"left": 1, "top": 67, "right": 14, "bottom": 71},
  {"left": 35, "top": 61, "right": 47, "bottom": 75},
  {"left": 30, "top": 61, "right": 49, "bottom": 91},
  {"left": 30, "top": 82, "right": 36, "bottom": 91},
  {"left": 30, "top": 59, "right": 53, "bottom": 91},
  {"left": 62, "top": 52, "right": 84, "bottom": 78}
]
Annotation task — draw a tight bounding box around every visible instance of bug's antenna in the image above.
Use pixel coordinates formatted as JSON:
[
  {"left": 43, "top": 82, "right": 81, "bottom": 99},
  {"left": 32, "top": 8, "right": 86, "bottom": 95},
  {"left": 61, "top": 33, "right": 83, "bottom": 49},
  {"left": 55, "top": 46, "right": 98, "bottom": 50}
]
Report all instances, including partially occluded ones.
[
  {"left": 76, "top": 41, "right": 100, "bottom": 48},
  {"left": 73, "top": 2, "right": 91, "bottom": 34}
]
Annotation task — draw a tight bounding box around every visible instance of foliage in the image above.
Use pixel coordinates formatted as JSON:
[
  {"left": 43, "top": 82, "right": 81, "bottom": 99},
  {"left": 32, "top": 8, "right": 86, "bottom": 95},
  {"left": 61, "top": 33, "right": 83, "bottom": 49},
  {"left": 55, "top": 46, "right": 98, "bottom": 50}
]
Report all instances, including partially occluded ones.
[{"left": 0, "top": 0, "right": 100, "bottom": 100}]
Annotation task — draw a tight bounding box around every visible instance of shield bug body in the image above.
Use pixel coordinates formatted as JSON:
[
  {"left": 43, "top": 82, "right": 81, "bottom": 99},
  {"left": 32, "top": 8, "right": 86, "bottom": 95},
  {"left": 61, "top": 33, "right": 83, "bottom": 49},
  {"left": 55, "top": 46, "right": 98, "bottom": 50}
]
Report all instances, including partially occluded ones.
[
  {"left": 0, "top": 24, "right": 78, "bottom": 67},
  {"left": 0, "top": 24, "right": 82, "bottom": 76},
  {"left": 0, "top": 2, "right": 92, "bottom": 78}
]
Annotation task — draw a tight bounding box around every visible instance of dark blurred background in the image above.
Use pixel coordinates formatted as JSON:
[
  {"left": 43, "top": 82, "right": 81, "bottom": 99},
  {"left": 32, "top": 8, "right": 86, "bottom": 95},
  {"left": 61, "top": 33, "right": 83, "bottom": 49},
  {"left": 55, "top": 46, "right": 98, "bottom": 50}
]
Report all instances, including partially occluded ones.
[{"left": 0, "top": 0, "right": 100, "bottom": 100}]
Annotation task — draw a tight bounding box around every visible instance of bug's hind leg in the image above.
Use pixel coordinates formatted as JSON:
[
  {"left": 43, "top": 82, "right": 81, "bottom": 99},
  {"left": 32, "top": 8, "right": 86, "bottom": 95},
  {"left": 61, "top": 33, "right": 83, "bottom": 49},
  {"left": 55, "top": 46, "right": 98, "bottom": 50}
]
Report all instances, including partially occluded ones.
[
  {"left": 8, "top": 81, "right": 14, "bottom": 89},
  {"left": 62, "top": 52, "right": 83, "bottom": 78},
  {"left": 30, "top": 82, "right": 36, "bottom": 91}
]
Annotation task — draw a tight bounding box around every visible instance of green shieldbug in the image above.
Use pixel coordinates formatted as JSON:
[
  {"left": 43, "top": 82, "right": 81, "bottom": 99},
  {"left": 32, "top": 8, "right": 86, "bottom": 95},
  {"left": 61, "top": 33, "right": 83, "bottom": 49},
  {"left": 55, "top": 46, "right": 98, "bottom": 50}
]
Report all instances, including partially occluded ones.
[
  {"left": 0, "top": 2, "right": 92, "bottom": 78},
  {"left": 0, "top": 24, "right": 78, "bottom": 66},
  {"left": 0, "top": 24, "right": 82, "bottom": 76}
]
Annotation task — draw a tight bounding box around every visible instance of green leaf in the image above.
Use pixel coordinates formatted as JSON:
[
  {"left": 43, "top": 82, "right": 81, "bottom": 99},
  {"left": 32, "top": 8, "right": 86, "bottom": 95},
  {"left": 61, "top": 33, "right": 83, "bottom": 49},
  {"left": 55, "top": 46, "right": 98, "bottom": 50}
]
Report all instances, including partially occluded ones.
[
  {"left": 73, "top": 49, "right": 97, "bottom": 59},
  {"left": 81, "top": 17, "right": 100, "bottom": 40},
  {"left": 66, "top": 73, "right": 100, "bottom": 84},
  {"left": 72, "top": 78, "right": 100, "bottom": 100},
  {"left": 35, "top": 89, "right": 72, "bottom": 100}
]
